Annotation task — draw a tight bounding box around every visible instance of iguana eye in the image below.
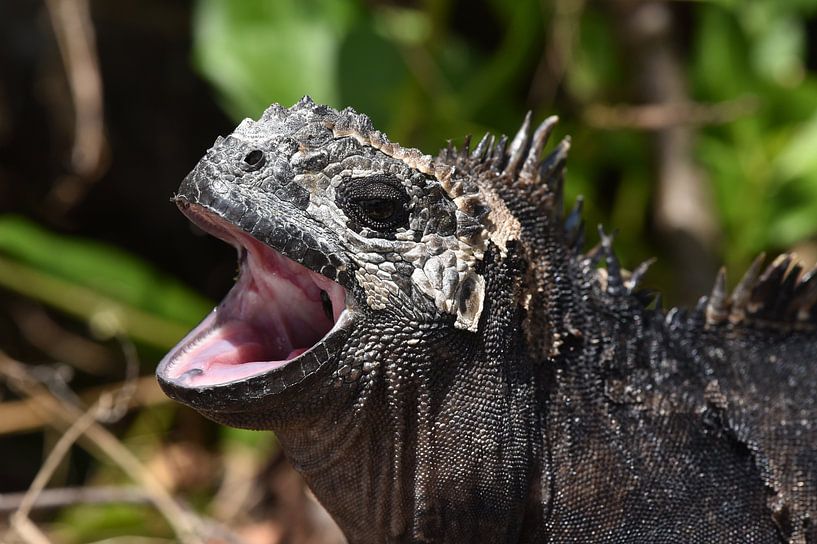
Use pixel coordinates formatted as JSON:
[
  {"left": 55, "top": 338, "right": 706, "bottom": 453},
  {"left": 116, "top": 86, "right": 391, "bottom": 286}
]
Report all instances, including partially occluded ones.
[
  {"left": 242, "top": 149, "right": 265, "bottom": 170},
  {"left": 336, "top": 175, "right": 410, "bottom": 232},
  {"left": 357, "top": 198, "right": 398, "bottom": 222}
]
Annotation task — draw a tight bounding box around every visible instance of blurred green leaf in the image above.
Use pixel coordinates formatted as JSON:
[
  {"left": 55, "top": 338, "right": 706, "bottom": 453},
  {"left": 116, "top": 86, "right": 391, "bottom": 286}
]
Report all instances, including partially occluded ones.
[
  {"left": 337, "top": 18, "right": 410, "bottom": 128},
  {"left": 0, "top": 216, "right": 212, "bottom": 326},
  {"left": 569, "top": 12, "right": 621, "bottom": 102},
  {"left": 193, "top": 0, "right": 360, "bottom": 119},
  {"left": 774, "top": 112, "right": 817, "bottom": 180},
  {"left": 750, "top": 14, "right": 804, "bottom": 87},
  {"left": 766, "top": 192, "right": 817, "bottom": 248},
  {"left": 374, "top": 6, "right": 431, "bottom": 46},
  {"left": 53, "top": 503, "right": 171, "bottom": 543},
  {"left": 219, "top": 425, "right": 277, "bottom": 451},
  {"left": 0, "top": 216, "right": 212, "bottom": 348},
  {"left": 455, "top": 0, "right": 540, "bottom": 119},
  {"left": 692, "top": 5, "right": 753, "bottom": 99}
]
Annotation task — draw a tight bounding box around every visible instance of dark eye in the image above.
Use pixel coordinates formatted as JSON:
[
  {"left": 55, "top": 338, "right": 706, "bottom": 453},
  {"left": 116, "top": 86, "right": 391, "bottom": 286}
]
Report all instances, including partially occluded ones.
[
  {"left": 242, "top": 149, "right": 265, "bottom": 170},
  {"left": 336, "top": 175, "right": 410, "bottom": 232},
  {"left": 357, "top": 198, "right": 398, "bottom": 222}
]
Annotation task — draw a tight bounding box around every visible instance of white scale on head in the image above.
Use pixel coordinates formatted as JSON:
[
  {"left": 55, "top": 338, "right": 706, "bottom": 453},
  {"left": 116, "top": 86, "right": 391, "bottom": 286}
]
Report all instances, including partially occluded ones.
[
  {"left": 242, "top": 101, "right": 518, "bottom": 332},
  {"left": 328, "top": 110, "right": 492, "bottom": 332}
]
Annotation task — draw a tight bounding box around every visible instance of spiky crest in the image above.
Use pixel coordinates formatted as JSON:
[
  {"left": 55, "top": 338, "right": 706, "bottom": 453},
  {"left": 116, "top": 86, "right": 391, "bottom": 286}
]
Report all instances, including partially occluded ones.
[
  {"left": 440, "top": 112, "right": 817, "bottom": 331},
  {"left": 438, "top": 113, "right": 571, "bottom": 237},
  {"left": 704, "top": 254, "right": 817, "bottom": 328}
]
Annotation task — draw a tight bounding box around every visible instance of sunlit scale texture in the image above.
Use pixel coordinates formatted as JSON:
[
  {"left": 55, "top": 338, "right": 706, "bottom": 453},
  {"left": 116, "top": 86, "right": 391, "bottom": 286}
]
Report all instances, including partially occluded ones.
[{"left": 159, "top": 98, "right": 817, "bottom": 543}]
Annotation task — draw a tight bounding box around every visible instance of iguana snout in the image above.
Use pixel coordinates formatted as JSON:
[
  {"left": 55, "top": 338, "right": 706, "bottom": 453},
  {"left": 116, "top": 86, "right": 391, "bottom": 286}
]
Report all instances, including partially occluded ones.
[
  {"left": 157, "top": 102, "right": 359, "bottom": 415},
  {"left": 158, "top": 203, "right": 349, "bottom": 391}
]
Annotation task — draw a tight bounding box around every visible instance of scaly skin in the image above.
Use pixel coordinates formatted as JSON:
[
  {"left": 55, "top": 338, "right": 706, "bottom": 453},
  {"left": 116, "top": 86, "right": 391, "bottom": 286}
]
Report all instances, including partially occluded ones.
[{"left": 158, "top": 98, "right": 817, "bottom": 543}]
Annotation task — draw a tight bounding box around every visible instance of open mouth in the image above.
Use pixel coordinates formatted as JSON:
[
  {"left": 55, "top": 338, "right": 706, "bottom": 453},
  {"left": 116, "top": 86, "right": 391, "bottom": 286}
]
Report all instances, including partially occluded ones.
[{"left": 158, "top": 204, "right": 349, "bottom": 389}]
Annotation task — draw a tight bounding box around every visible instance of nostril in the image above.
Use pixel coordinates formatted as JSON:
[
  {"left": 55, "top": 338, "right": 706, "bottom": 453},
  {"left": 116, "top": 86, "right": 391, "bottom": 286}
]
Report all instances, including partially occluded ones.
[{"left": 243, "top": 150, "right": 265, "bottom": 169}]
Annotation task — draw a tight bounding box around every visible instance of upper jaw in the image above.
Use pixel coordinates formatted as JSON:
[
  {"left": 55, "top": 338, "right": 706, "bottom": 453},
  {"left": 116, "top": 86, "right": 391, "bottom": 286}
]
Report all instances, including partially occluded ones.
[{"left": 157, "top": 197, "right": 356, "bottom": 412}]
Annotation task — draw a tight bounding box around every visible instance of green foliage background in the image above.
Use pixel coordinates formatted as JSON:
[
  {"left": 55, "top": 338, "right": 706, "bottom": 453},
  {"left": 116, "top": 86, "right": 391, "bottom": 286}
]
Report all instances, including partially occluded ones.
[{"left": 192, "top": 0, "right": 817, "bottom": 284}]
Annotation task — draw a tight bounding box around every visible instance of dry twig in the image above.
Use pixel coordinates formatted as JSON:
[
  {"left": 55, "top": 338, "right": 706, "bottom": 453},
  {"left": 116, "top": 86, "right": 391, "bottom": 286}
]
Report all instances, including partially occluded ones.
[
  {"left": 0, "top": 352, "right": 209, "bottom": 544},
  {"left": 583, "top": 96, "right": 758, "bottom": 130},
  {"left": 0, "top": 375, "right": 166, "bottom": 435},
  {"left": 44, "top": 0, "right": 109, "bottom": 212},
  {"left": 10, "top": 400, "right": 101, "bottom": 542},
  {"left": 0, "top": 486, "right": 150, "bottom": 514},
  {"left": 11, "top": 303, "right": 114, "bottom": 375},
  {"left": 529, "top": 0, "right": 586, "bottom": 107}
]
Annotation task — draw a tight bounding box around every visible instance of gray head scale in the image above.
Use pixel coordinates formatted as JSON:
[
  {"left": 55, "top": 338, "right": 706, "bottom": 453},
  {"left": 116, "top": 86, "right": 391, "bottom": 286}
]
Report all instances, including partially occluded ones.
[{"left": 158, "top": 97, "right": 494, "bottom": 419}]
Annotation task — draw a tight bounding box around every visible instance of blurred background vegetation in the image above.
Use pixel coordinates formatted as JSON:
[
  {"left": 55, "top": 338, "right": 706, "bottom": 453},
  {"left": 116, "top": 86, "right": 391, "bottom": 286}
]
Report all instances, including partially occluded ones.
[{"left": 1, "top": 0, "right": 816, "bottom": 542}]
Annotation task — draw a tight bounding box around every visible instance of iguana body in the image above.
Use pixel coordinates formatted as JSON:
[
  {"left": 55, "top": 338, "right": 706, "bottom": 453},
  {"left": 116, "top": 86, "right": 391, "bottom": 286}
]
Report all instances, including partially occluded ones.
[{"left": 157, "top": 98, "right": 817, "bottom": 543}]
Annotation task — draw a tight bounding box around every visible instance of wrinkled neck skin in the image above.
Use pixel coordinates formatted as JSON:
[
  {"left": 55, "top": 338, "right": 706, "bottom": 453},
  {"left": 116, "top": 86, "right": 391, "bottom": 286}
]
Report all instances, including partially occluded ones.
[
  {"left": 272, "top": 241, "right": 593, "bottom": 543},
  {"left": 257, "top": 246, "right": 519, "bottom": 542}
]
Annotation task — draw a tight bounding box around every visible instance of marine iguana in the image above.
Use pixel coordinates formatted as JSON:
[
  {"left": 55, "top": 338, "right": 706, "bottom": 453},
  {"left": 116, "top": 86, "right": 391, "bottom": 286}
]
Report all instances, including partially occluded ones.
[{"left": 157, "top": 97, "right": 817, "bottom": 543}]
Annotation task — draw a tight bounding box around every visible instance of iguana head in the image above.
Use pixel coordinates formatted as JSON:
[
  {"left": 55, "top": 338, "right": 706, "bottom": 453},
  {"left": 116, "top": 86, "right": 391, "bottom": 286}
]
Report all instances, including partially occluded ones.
[
  {"left": 157, "top": 97, "right": 522, "bottom": 424},
  {"left": 158, "top": 98, "right": 577, "bottom": 539}
]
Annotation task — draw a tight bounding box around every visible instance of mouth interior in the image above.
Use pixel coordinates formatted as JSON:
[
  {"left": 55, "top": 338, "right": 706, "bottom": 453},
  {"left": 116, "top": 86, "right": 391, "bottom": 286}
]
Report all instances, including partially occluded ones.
[{"left": 162, "top": 212, "right": 346, "bottom": 387}]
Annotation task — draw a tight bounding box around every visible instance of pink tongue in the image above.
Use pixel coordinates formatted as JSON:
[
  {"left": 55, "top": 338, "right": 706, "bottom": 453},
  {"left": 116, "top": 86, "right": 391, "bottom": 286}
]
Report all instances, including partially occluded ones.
[
  {"left": 192, "top": 321, "right": 289, "bottom": 367},
  {"left": 208, "top": 339, "right": 267, "bottom": 366}
]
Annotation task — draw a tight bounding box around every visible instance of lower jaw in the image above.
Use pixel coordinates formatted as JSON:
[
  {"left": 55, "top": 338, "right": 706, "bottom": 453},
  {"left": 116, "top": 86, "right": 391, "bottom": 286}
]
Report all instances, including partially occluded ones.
[
  {"left": 157, "top": 199, "right": 358, "bottom": 412},
  {"left": 161, "top": 307, "right": 352, "bottom": 389},
  {"left": 156, "top": 310, "right": 353, "bottom": 413}
]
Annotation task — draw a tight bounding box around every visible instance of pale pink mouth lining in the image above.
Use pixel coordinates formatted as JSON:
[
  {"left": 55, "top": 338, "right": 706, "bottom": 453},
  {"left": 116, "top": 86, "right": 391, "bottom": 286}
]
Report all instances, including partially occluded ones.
[{"left": 161, "top": 217, "right": 347, "bottom": 387}]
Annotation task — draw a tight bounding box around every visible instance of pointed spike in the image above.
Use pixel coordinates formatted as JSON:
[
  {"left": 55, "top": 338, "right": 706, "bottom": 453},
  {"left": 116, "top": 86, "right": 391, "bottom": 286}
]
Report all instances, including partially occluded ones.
[
  {"left": 750, "top": 254, "right": 793, "bottom": 317},
  {"left": 785, "top": 264, "right": 817, "bottom": 320},
  {"left": 729, "top": 252, "right": 766, "bottom": 322},
  {"left": 584, "top": 242, "right": 603, "bottom": 268},
  {"left": 550, "top": 172, "right": 566, "bottom": 219},
  {"left": 540, "top": 137, "right": 571, "bottom": 181},
  {"left": 295, "top": 95, "right": 315, "bottom": 108},
  {"left": 505, "top": 111, "right": 532, "bottom": 175},
  {"left": 775, "top": 261, "right": 803, "bottom": 320},
  {"left": 799, "top": 264, "right": 817, "bottom": 286},
  {"left": 486, "top": 135, "right": 496, "bottom": 159},
  {"left": 652, "top": 293, "right": 664, "bottom": 313},
  {"left": 760, "top": 253, "right": 793, "bottom": 284},
  {"left": 571, "top": 226, "right": 585, "bottom": 255},
  {"left": 598, "top": 226, "right": 622, "bottom": 295},
  {"left": 564, "top": 196, "right": 584, "bottom": 234},
  {"left": 695, "top": 295, "right": 709, "bottom": 314},
  {"left": 626, "top": 257, "right": 657, "bottom": 293},
  {"left": 564, "top": 196, "right": 585, "bottom": 253},
  {"left": 798, "top": 265, "right": 817, "bottom": 296},
  {"left": 794, "top": 266, "right": 817, "bottom": 321},
  {"left": 471, "top": 132, "right": 492, "bottom": 160},
  {"left": 260, "top": 102, "right": 287, "bottom": 122},
  {"left": 634, "top": 289, "right": 657, "bottom": 306},
  {"left": 461, "top": 134, "right": 472, "bottom": 157},
  {"left": 780, "top": 259, "right": 802, "bottom": 293},
  {"left": 706, "top": 267, "right": 729, "bottom": 326},
  {"left": 542, "top": 139, "right": 571, "bottom": 219},
  {"left": 491, "top": 135, "right": 508, "bottom": 169},
  {"left": 521, "top": 115, "right": 559, "bottom": 179}
]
